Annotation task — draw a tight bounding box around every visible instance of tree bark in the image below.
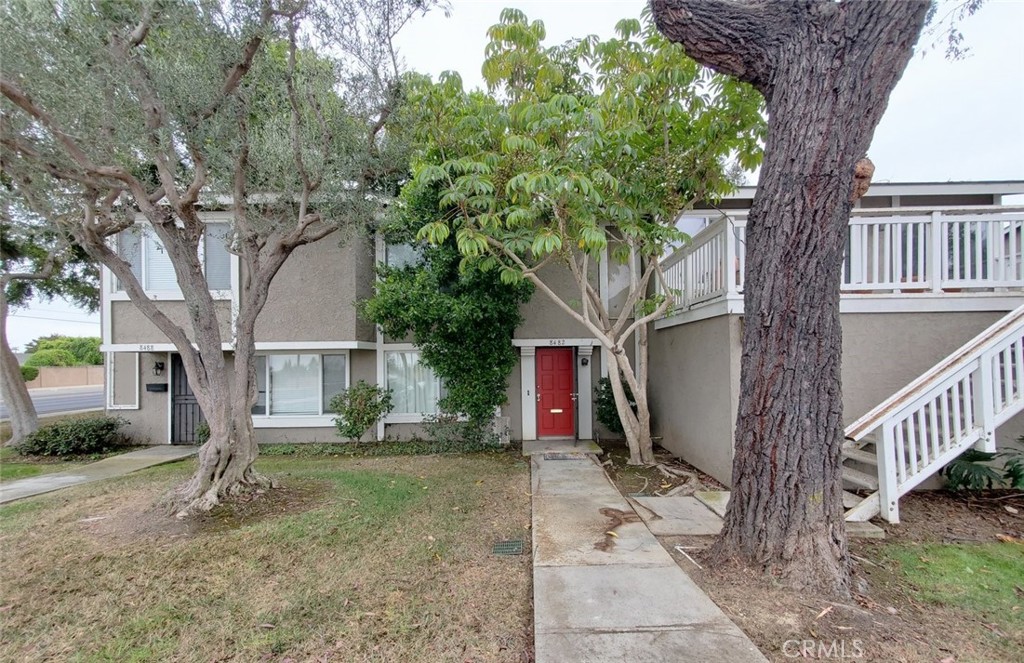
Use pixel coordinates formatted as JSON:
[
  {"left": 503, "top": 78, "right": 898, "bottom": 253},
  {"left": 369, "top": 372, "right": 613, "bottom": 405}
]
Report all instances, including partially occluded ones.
[
  {"left": 652, "top": 0, "right": 929, "bottom": 594},
  {"left": 0, "top": 287, "right": 38, "bottom": 446}
]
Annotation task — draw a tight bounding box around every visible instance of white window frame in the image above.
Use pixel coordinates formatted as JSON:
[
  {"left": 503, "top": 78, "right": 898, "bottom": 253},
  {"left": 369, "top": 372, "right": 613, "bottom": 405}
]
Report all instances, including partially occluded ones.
[
  {"left": 381, "top": 345, "right": 444, "bottom": 423},
  {"left": 108, "top": 215, "right": 235, "bottom": 302},
  {"left": 106, "top": 351, "right": 140, "bottom": 410},
  {"left": 251, "top": 350, "right": 351, "bottom": 428}
]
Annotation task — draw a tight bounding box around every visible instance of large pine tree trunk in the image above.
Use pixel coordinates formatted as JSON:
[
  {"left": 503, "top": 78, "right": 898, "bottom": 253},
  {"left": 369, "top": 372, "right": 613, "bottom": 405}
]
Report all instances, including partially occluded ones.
[
  {"left": 0, "top": 289, "right": 38, "bottom": 446},
  {"left": 652, "top": 0, "right": 929, "bottom": 594}
]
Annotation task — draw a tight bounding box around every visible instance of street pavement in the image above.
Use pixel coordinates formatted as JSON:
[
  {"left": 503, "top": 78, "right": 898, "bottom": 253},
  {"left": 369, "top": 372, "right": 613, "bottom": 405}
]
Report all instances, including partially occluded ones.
[{"left": 0, "top": 385, "right": 104, "bottom": 419}]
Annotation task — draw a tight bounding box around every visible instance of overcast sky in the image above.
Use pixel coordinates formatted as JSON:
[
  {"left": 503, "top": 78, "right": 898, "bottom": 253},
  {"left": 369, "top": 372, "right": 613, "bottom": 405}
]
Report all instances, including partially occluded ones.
[{"left": 7, "top": 0, "right": 1023, "bottom": 351}]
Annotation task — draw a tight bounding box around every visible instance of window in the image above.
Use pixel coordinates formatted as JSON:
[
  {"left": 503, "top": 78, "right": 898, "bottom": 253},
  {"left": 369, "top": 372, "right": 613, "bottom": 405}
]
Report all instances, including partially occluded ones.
[
  {"left": 252, "top": 353, "right": 348, "bottom": 417},
  {"left": 385, "top": 351, "right": 442, "bottom": 415},
  {"left": 115, "top": 223, "right": 232, "bottom": 293}
]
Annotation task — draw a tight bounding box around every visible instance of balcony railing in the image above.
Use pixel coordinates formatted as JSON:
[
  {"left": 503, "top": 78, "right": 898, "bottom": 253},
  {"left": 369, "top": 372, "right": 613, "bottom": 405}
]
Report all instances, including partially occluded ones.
[{"left": 659, "top": 206, "right": 1024, "bottom": 315}]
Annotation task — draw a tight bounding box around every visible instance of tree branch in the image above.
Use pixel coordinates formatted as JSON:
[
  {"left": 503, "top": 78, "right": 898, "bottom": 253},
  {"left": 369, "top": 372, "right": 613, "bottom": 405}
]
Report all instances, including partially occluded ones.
[{"left": 649, "top": 0, "right": 791, "bottom": 91}]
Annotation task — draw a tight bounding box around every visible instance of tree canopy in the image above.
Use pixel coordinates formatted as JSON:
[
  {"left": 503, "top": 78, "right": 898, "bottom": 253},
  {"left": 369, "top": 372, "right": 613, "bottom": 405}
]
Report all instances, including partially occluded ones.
[{"left": 402, "top": 8, "right": 764, "bottom": 463}]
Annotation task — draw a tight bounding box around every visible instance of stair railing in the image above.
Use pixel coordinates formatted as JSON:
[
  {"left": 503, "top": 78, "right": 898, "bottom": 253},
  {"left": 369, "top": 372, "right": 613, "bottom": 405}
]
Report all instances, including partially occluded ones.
[{"left": 845, "top": 304, "right": 1024, "bottom": 522}]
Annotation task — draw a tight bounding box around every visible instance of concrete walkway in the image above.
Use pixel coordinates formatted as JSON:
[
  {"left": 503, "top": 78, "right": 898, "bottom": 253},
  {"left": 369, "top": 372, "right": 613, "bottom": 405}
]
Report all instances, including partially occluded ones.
[
  {"left": 529, "top": 442, "right": 766, "bottom": 662},
  {"left": 0, "top": 445, "right": 198, "bottom": 505}
]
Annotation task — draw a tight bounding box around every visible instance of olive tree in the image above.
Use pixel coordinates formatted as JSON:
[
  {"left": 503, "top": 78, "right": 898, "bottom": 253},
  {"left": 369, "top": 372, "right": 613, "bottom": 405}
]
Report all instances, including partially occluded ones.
[
  {"left": 411, "top": 9, "right": 763, "bottom": 464},
  {"left": 0, "top": 0, "right": 432, "bottom": 514}
]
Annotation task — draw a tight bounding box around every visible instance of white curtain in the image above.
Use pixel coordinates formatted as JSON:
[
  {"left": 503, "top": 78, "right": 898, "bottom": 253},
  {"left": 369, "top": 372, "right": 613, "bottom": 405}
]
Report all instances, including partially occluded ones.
[
  {"left": 204, "top": 223, "right": 232, "bottom": 290},
  {"left": 386, "top": 351, "right": 441, "bottom": 414},
  {"left": 269, "top": 354, "right": 321, "bottom": 415}
]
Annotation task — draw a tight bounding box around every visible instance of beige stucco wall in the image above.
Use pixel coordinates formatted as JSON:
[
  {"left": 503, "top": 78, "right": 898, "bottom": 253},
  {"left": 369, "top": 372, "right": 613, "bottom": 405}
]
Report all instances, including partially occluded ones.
[
  {"left": 651, "top": 308, "right": 1024, "bottom": 486},
  {"left": 111, "top": 349, "right": 382, "bottom": 445},
  {"left": 516, "top": 262, "right": 596, "bottom": 339},
  {"left": 111, "top": 300, "right": 233, "bottom": 345},
  {"left": 24, "top": 365, "right": 104, "bottom": 389},
  {"left": 111, "top": 351, "right": 172, "bottom": 444},
  {"left": 256, "top": 231, "right": 375, "bottom": 343},
  {"left": 649, "top": 315, "right": 741, "bottom": 485}
]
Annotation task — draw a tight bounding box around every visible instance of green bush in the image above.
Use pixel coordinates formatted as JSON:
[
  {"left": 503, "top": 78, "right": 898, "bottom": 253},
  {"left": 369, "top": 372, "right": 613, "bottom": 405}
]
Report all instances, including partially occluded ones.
[
  {"left": 195, "top": 421, "right": 210, "bottom": 445},
  {"left": 595, "top": 376, "right": 636, "bottom": 436},
  {"left": 24, "top": 348, "right": 77, "bottom": 368},
  {"left": 328, "top": 381, "right": 394, "bottom": 441},
  {"left": 423, "top": 414, "right": 503, "bottom": 449},
  {"left": 941, "top": 446, "right": 1024, "bottom": 491},
  {"left": 20, "top": 365, "right": 39, "bottom": 382},
  {"left": 18, "top": 416, "right": 128, "bottom": 457},
  {"left": 31, "top": 336, "right": 103, "bottom": 365}
]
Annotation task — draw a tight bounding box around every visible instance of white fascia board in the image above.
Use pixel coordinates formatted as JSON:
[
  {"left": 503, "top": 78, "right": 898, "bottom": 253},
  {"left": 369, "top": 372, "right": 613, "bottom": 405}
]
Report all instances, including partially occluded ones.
[
  {"left": 101, "top": 342, "right": 233, "bottom": 352},
  {"left": 511, "top": 338, "right": 600, "bottom": 347},
  {"left": 254, "top": 341, "right": 376, "bottom": 351},
  {"left": 723, "top": 181, "right": 1024, "bottom": 202}
]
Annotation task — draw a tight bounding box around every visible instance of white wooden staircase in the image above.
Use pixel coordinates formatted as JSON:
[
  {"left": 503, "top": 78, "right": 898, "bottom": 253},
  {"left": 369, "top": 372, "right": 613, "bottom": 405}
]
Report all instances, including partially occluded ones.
[{"left": 843, "top": 304, "right": 1024, "bottom": 523}]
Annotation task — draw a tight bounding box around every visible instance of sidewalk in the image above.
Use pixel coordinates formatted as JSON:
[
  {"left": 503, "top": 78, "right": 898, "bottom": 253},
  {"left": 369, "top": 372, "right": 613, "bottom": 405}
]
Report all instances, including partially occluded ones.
[
  {"left": 529, "top": 442, "right": 766, "bottom": 662},
  {"left": 0, "top": 445, "right": 198, "bottom": 505}
]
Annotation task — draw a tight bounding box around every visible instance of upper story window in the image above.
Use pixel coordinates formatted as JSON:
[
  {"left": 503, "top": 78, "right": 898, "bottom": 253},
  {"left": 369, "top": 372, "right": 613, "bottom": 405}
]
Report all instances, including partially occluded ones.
[{"left": 114, "top": 223, "right": 232, "bottom": 293}]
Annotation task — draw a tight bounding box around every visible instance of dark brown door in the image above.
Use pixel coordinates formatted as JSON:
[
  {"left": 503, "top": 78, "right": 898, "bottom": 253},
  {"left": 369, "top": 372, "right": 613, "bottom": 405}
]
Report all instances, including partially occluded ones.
[
  {"left": 171, "top": 354, "right": 204, "bottom": 444},
  {"left": 536, "top": 347, "right": 575, "bottom": 438}
]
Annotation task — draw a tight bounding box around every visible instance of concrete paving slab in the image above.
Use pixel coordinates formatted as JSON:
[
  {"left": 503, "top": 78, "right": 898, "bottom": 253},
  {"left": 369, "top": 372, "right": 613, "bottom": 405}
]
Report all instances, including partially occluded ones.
[
  {"left": 530, "top": 454, "right": 768, "bottom": 663},
  {"left": 531, "top": 455, "right": 615, "bottom": 497},
  {"left": 534, "top": 564, "right": 728, "bottom": 631},
  {"left": 633, "top": 496, "right": 723, "bottom": 536},
  {"left": 536, "top": 626, "right": 768, "bottom": 663},
  {"left": 847, "top": 521, "right": 886, "bottom": 539},
  {"left": 523, "top": 439, "right": 602, "bottom": 456},
  {"left": 0, "top": 445, "right": 198, "bottom": 504},
  {"left": 694, "top": 490, "right": 731, "bottom": 518},
  {"left": 533, "top": 493, "right": 672, "bottom": 567}
]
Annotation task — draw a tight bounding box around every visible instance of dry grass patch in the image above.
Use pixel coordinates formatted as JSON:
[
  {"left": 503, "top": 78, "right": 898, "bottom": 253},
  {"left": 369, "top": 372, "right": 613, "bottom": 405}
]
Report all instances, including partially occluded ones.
[{"left": 0, "top": 452, "right": 533, "bottom": 662}]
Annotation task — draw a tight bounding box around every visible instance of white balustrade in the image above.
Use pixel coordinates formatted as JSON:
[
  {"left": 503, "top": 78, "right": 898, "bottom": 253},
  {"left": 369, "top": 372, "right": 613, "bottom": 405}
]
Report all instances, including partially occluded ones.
[{"left": 659, "top": 208, "right": 1024, "bottom": 315}]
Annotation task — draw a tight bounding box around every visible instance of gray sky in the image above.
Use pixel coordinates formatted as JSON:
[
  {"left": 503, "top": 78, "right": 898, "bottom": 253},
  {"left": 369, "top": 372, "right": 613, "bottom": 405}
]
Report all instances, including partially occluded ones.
[{"left": 7, "top": 0, "right": 1023, "bottom": 351}]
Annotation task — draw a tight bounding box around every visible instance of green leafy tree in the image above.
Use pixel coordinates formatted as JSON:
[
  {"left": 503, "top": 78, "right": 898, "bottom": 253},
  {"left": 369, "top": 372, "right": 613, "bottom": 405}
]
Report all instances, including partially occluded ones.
[
  {"left": 363, "top": 180, "right": 533, "bottom": 431},
  {"left": 1, "top": 184, "right": 98, "bottom": 446},
  {"left": 411, "top": 9, "right": 764, "bottom": 464},
  {"left": 1, "top": 0, "right": 435, "bottom": 514},
  {"left": 23, "top": 348, "right": 78, "bottom": 368},
  {"left": 31, "top": 336, "right": 103, "bottom": 365}
]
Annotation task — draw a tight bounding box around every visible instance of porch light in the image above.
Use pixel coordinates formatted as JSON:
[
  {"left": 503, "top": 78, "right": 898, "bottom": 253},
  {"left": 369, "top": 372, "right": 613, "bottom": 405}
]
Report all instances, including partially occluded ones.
[{"left": 153, "top": 361, "right": 165, "bottom": 376}]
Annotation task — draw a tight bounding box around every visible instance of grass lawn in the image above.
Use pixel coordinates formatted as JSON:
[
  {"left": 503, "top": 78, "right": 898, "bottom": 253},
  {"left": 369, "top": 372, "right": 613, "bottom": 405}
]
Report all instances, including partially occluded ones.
[
  {"left": 0, "top": 445, "right": 86, "bottom": 482},
  {"left": 0, "top": 451, "right": 534, "bottom": 662},
  {"left": 881, "top": 541, "right": 1024, "bottom": 657}
]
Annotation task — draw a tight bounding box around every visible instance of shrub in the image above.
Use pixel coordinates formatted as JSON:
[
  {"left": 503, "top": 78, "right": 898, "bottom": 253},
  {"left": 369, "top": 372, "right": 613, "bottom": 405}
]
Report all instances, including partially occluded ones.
[
  {"left": 195, "top": 421, "right": 210, "bottom": 445},
  {"left": 20, "top": 365, "right": 39, "bottom": 382},
  {"left": 36, "top": 336, "right": 103, "bottom": 365},
  {"left": 329, "top": 381, "right": 394, "bottom": 442},
  {"left": 423, "top": 414, "right": 504, "bottom": 450},
  {"left": 18, "top": 416, "right": 128, "bottom": 457},
  {"left": 24, "top": 348, "right": 77, "bottom": 368},
  {"left": 595, "top": 376, "right": 636, "bottom": 436},
  {"left": 941, "top": 446, "right": 1024, "bottom": 491}
]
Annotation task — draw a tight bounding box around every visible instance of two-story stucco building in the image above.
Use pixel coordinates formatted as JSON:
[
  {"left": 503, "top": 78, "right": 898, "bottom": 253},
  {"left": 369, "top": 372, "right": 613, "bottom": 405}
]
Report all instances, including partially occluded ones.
[{"left": 102, "top": 180, "right": 1024, "bottom": 522}]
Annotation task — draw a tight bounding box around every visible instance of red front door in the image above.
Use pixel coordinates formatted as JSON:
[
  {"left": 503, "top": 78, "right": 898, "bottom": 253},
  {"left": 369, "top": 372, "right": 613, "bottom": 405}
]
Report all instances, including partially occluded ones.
[{"left": 536, "top": 347, "right": 575, "bottom": 438}]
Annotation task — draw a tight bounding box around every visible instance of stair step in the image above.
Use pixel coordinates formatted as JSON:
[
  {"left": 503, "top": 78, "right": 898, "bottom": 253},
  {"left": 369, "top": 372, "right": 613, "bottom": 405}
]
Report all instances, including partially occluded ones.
[
  {"left": 842, "top": 466, "right": 879, "bottom": 490},
  {"left": 843, "top": 448, "right": 878, "bottom": 466},
  {"left": 842, "top": 491, "right": 863, "bottom": 509},
  {"left": 844, "top": 492, "right": 881, "bottom": 522}
]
